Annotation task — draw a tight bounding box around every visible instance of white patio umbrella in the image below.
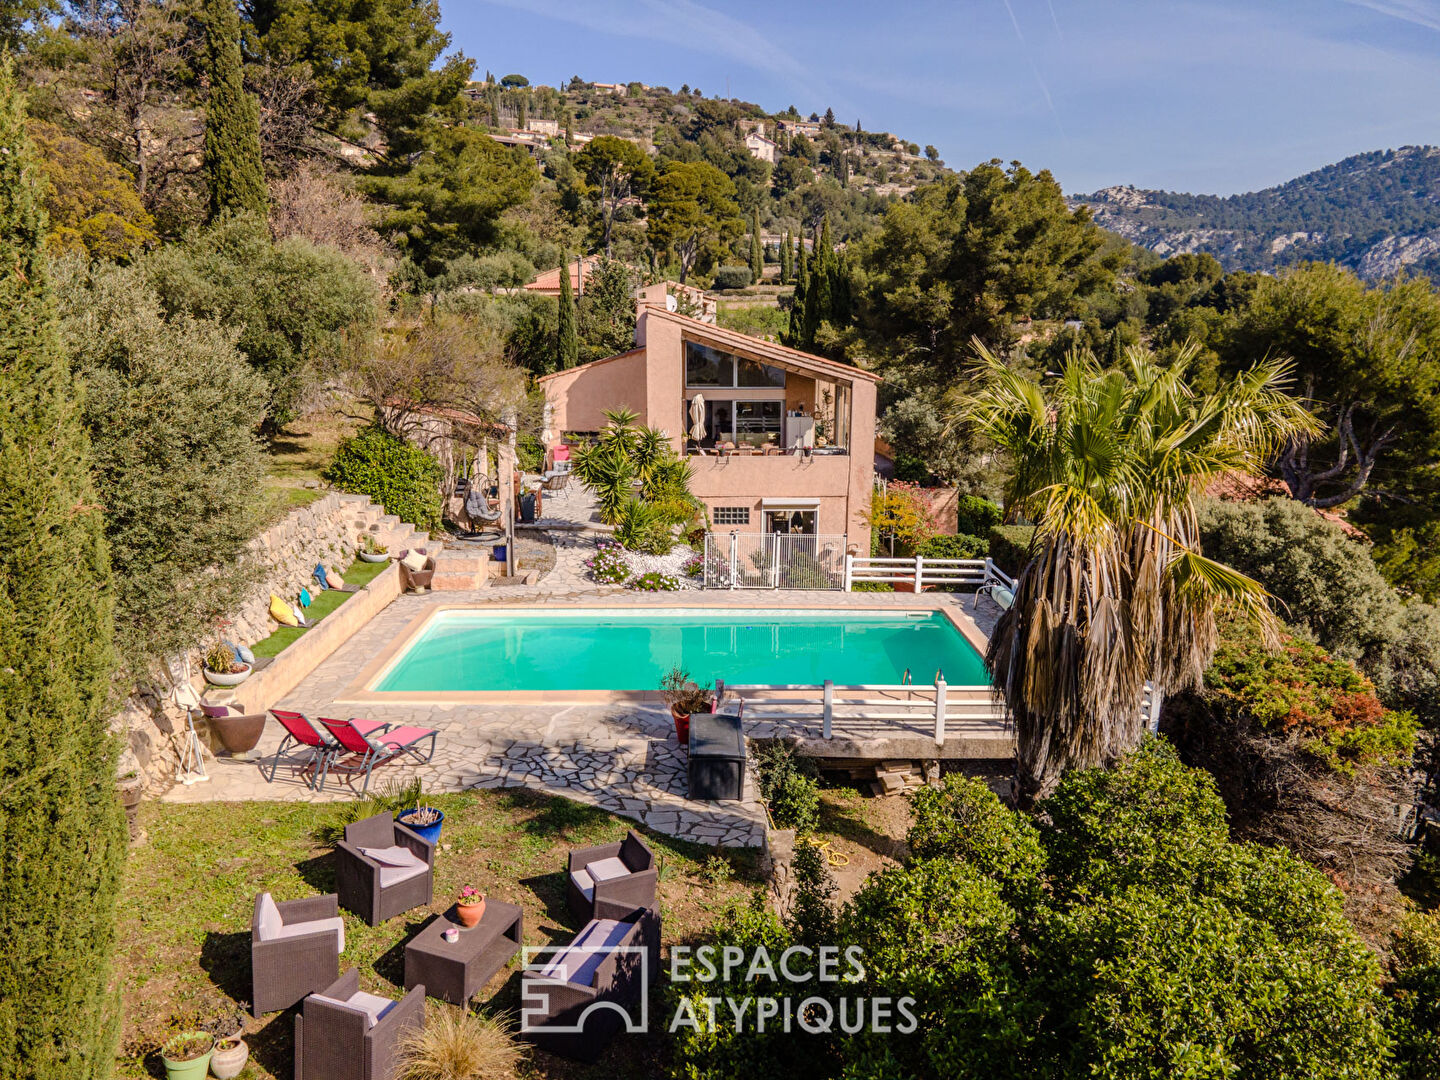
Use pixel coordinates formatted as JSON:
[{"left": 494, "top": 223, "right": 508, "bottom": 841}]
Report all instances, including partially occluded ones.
[{"left": 688, "top": 394, "right": 706, "bottom": 445}]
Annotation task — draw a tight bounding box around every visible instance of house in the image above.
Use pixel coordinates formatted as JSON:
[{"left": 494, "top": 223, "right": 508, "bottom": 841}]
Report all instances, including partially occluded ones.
[
  {"left": 743, "top": 130, "right": 777, "bottom": 163},
  {"left": 526, "top": 118, "right": 560, "bottom": 137},
  {"left": 524, "top": 256, "right": 604, "bottom": 297},
  {"left": 539, "top": 284, "right": 879, "bottom": 549},
  {"left": 591, "top": 82, "right": 628, "bottom": 95},
  {"left": 777, "top": 118, "right": 822, "bottom": 138}
]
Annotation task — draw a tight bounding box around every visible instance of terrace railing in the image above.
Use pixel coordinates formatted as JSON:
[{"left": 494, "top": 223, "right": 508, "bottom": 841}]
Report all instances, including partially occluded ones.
[
  {"left": 843, "top": 555, "right": 1016, "bottom": 593},
  {"left": 717, "top": 675, "right": 1006, "bottom": 748},
  {"left": 703, "top": 532, "right": 848, "bottom": 590}
]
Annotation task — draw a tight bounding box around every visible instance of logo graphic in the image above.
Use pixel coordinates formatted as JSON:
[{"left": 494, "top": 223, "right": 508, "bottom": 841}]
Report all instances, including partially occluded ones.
[{"left": 519, "top": 943, "right": 651, "bottom": 1035}]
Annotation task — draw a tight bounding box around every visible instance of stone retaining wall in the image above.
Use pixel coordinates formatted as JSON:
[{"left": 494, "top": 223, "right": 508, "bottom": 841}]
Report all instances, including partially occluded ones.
[{"left": 116, "top": 490, "right": 436, "bottom": 792}]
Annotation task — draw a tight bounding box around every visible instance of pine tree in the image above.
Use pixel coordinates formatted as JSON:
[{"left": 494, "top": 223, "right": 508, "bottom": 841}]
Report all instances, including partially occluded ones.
[
  {"left": 749, "top": 206, "right": 763, "bottom": 284},
  {"left": 202, "top": 0, "right": 266, "bottom": 220},
  {"left": 0, "top": 61, "right": 124, "bottom": 1079},
  {"left": 557, "top": 251, "right": 579, "bottom": 369}
]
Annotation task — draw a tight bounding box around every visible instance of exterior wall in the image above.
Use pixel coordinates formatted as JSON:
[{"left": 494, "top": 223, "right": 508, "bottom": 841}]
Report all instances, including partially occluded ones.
[
  {"left": 542, "top": 307, "right": 878, "bottom": 552},
  {"left": 543, "top": 350, "right": 650, "bottom": 433}
]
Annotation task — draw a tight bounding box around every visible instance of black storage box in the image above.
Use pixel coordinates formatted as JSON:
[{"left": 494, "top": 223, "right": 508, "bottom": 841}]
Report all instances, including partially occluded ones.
[{"left": 687, "top": 710, "right": 747, "bottom": 802}]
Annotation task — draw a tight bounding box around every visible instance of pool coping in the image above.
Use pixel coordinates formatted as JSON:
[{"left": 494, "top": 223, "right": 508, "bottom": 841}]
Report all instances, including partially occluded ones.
[{"left": 334, "top": 597, "right": 993, "bottom": 705}]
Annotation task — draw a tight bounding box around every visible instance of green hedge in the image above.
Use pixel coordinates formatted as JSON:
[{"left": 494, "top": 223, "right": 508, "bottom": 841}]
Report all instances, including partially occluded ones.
[
  {"left": 325, "top": 425, "right": 443, "bottom": 533},
  {"left": 987, "top": 524, "right": 1036, "bottom": 576},
  {"left": 917, "top": 533, "right": 988, "bottom": 560},
  {"left": 954, "top": 495, "right": 1003, "bottom": 536},
  {"left": 712, "top": 264, "right": 754, "bottom": 290}
]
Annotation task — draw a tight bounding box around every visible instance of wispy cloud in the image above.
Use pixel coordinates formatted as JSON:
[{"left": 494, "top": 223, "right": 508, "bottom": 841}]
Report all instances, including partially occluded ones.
[
  {"left": 1000, "top": 0, "right": 1065, "bottom": 135},
  {"left": 475, "top": 0, "right": 818, "bottom": 91},
  {"left": 1333, "top": 0, "right": 1440, "bottom": 32}
]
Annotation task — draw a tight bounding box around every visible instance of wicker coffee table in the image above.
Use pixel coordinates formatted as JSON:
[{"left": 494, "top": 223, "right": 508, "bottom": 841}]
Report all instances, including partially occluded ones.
[{"left": 404, "top": 900, "right": 524, "bottom": 1005}]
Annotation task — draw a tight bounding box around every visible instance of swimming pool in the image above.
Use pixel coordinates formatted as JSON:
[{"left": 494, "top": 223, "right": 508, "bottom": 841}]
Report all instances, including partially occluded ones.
[{"left": 369, "top": 608, "right": 990, "bottom": 694}]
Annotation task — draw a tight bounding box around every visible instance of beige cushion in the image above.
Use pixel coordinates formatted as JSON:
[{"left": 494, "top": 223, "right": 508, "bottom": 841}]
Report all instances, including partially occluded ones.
[
  {"left": 311, "top": 990, "right": 394, "bottom": 1028},
  {"left": 272, "top": 915, "right": 345, "bottom": 952},
  {"left": 539, "top": 918, "right": 632, "bottom": 985},
  {"left": 586, "top": 856, "right": 631, "bottom": 884},
  {"left": 360, "top": 845, "right": 424, "bottom": 869},
  {"left": 569, "top": 867, "right": 594, "bottom": 902},
  {"left": 401, "top": 550, "right": 427, "bottom": 572},
  {"left": 256, "top": 892, "right": 282, "bottom": 939},
  {"left": 326, "top": 567, "right": 346, "bottom": 588}
]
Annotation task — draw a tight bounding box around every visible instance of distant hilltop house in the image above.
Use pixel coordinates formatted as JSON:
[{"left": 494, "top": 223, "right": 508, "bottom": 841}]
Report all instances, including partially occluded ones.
[
  {"left": 487, "top": 128, "right": 551, "bottom": 157},
  {"left": 777, "top": 118, "right": 822, "bottom": 138},
  {"left": 743, "top": 129, "right": 777, "bottom": 163},
  {"left": 523, "top": 260, "right": 716, "bottom": 322},
  {"left": 591, "top": 81, "right": 639, "bottom": 95},
  {"left": 526, "top": 118, "right": 560, "bottom": 137}
]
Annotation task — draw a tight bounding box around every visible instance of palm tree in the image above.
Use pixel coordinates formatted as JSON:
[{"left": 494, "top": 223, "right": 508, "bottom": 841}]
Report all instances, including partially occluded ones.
[{"left": 956, "top": 341, "right": 1320, "bottom": 806}]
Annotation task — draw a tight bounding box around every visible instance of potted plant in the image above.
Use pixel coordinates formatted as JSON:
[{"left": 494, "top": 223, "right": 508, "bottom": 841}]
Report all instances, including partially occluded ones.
[
  {"left": 660, "top": 665, "right": 712, "bottom": 746},
  {"left": 201, "top": 642, "right": 251, "bottom": 687},
  {"left": 358, "top": 535, "right": 389, "bottom": 563},
  {"left": 207, "top": 1009, "right": 249, "bottom": 1079},
  {"left": 455, "top": 884, "right": 486, "bottom": 928},
  {"left": 159, "top": 1031, "right": 214, "bottom": 1080},
  {"left": 397, "top": 787, "right": 444, "bottom": 845}
]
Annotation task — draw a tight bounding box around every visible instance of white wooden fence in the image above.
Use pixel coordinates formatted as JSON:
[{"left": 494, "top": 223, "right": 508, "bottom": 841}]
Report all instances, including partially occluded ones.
[
  {"left": 843, "top": 554, "right": 1016, "bottom": 594},
  {"left": 717, "top": 675, "right": 1005, "bottom": 748}
]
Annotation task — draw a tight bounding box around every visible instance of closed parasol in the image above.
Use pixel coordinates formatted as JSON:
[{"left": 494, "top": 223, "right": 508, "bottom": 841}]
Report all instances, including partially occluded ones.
[{"left": 688, "top": 394, "right": 706, "bottom": 444}]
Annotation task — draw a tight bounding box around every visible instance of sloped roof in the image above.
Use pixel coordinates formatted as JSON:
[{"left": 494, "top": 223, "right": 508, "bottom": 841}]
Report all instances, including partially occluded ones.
[{"left": 647, "top": 307, "right": 881, "bottom": 384}]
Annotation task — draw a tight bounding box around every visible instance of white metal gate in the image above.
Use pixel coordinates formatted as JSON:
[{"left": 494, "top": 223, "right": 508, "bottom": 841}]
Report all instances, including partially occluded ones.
[{"left": 703, "top": 532, "right": 848, "bottom": 589}]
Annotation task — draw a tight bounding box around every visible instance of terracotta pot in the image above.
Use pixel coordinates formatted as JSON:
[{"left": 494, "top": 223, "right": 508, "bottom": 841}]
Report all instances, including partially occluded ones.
[
  {"left": 208, "top": 1037, "right": 248, "bottom": 1079},
  {"left": 456, "top": 899, "right": 486, "bottom": 927},
  {"left": 210, "top": 712, "right": 266, "bottom": 756},
  {"left": 670, "top": 705, "right": 691, "bottom": 746}
]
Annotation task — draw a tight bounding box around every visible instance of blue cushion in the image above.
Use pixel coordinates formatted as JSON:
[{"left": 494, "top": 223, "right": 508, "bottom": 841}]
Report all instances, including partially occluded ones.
[
  {"left": 298, "top": 587, "right": 312, "bottom": 608},
  {"left": 236, "top": 643, "right": 255, "bottom": 665},
  {"left": 313, "top": 563, "right": 329, "bottom": 590}
]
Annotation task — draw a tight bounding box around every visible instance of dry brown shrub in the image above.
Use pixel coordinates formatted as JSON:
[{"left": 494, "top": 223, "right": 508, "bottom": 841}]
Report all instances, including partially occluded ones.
[{"left": 395, "top": 1008, "right": 526, "bottom": 1080}]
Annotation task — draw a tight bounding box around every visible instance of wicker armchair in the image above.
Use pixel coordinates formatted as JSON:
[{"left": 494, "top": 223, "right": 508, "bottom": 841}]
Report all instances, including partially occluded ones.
[
  {"left": 250, "top": 892, "right": 343, "bottom": 1017},
  {"left": 398, "top": 552, "right": 436, "bottom": 593},
  {"left": 294, "top": 968, "right": 425, "bottom": 1080},
  {"left": 565, "top": 830, "right": 658, "bottom": 923},
  {"left": 335, "top": 813, "right": 435, "bottom": 926},
  {"left": 520, "top": 905, "right": 659, "bottom": 1062}
]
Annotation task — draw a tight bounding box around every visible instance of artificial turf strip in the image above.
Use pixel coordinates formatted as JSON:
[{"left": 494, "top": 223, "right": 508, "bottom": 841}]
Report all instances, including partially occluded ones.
[{"left": 248, "top": 558, "right": 393, "bottom": 658}]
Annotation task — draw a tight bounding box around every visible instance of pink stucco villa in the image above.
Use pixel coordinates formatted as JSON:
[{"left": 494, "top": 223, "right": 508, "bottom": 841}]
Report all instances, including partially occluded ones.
[{"left": 538, "top": 284, "right": 880, "bottom": 551}]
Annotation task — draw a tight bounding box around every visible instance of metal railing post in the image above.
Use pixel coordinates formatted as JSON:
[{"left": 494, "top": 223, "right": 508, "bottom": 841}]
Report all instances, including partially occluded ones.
[
  {"left": 914, "top": 553, "right": 924, "bottom": 591},
  {"left": 843, "top": 553, "right": 853, "bottom": 592},
  {"left": 823, "top": 679, "right": 834, "bottom": 739},
  {"left": 729, "top": 530, "right": 738, "bottom": 589},
  {"left": 934, "top": 672, "right": 947, "bottom": 746}
]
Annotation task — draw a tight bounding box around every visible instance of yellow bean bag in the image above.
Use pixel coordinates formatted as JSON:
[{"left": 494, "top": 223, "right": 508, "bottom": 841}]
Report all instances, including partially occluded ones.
[{"left": 269, "top": 594, "right": 299, "bottom": 627}]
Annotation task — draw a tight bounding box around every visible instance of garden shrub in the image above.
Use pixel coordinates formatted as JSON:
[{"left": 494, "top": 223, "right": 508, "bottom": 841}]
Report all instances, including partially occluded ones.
[
  {"left": 916, "top": 533, "right": 987, "bottom": 560},
  {"left": 676, "top": 741, "right": 1394, "bottom": 1080},
  {"left": 754, "top": 741, "right": 820, "bottom": 832},
  {"left": 907, "top": 775, "right": 1045, "bottom": 900},
  {"left": 867, "top": 480, "right": 935, "bottom": 556},
  {"left": 1387, "top": 911, "right": 1440, "bottom": 1080},
  {"left": 986, "top": 524, "right": 1035, "bottom": 576},
  {"left": 954, "top": 494, "right": 1003, "bottom": 536},
  {"left": 785, "top": 841, "right": 838, "bottom": 946},
  {"left": 515, "top": 431, "right": 544, "bottom": 473},
  {"left": 612, "top": 498, "right": 673, "bottom": 555},
  {"left": 585, "top": 541, "right": 629, "bottom": 585},
  {"left": 629, "top": 570, "right": 680, "bottom": 591},
  {"left": 711, "top": 264, "right": 753, "bottom": 290},
  {"left": 325, "top": 425, "right": 443, "bottom": 532},
  {"left": 683, "top": 553, "right": 704, "bottom": 578}
]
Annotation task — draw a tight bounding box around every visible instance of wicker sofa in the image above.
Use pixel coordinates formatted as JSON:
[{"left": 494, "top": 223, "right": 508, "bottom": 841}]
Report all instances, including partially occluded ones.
[
  {"left": 335, "top": 813, "right": 435, "bottom": 926},
  {"left": 520, "top": 904, "right": 659, "bottom": 1062},
  {"left": 294, "top": 968, "right": 425, "bottom": 1080},
  {"left": 250, "top": 892, "right": 343, "bottom": 1017},
  {"left": 565, "top": 830, "right": 658, "bottom": 923}
]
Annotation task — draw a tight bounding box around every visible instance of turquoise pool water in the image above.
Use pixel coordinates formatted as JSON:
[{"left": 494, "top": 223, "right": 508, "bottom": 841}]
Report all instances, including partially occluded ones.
[{"left": 373, "top": 608, "right": 989, "bottom": 692}]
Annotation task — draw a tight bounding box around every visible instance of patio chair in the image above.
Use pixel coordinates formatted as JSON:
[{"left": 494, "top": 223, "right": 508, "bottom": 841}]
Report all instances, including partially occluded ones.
[
  {"left": 294, "top": 968, "right": 425, "bottom": 1080},
  {"left": 398, "top": 550, "right": 436, "bottom": 593},
  {"left": 520, "top": 904, "right": 659, "bottom": 1062},
  {"left": 251, "top": 892, "right": 344, "bottom": 1017},
  {"left": 335, "top": 813, "right": 435, "bottom": 926},
  {"left": 314, "top": 717, "right": 439, "bottom": 794},
  {"left": 264, "top": 711, "right": 391, "bottom": 791},
  {"left": 565, "top": 829, "right": 658, "bottom": 923}
]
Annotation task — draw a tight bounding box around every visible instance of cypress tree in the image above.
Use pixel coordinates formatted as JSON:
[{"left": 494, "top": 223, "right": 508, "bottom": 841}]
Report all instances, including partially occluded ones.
[
  {"left": 831, "top": 251, "right": 853, "bottom": 325},
  {"left": 202, "top": 0, "right": 266, "bottom": 221},
  {"left": 749, "top": 206, "right": 763, "bottom": 285},
  {"left": 557, "top": 251, "right": 579, "bottom": 369},
  {"left": 787, "top": 236, "right": 809, "bottom": 346},
  {"left": 0, "top": 61, "right": 124, "bottom": 1079},
  {"left": 780, "top": 229, "right": 792, "bottom": 284},
  {"left": 803, "top": 218, "right": 834, "bottom": 347}
]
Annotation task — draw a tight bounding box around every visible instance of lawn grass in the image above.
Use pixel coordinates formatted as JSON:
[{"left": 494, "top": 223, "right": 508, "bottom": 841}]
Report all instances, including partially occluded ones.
[
  {"left": 260, "top": 408, "right": 371, "bottom": 525},
  {"left": 249, "top": 559, "right": 391, "bottom": 659},
  {"left": 117, "top": 788, "right": 762, "bottom": 1079}
]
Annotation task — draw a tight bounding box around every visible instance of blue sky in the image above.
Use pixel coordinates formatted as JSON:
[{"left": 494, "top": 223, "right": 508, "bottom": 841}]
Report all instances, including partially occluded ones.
[{"left": 439, "top": 0, "right": 1440, "bottom": 195}]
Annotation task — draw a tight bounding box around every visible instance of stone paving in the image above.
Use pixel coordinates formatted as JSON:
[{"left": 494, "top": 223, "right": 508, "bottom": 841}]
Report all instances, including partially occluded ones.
[{"left": 164, "top": 480, "right": 1004, "bottom": 850}]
